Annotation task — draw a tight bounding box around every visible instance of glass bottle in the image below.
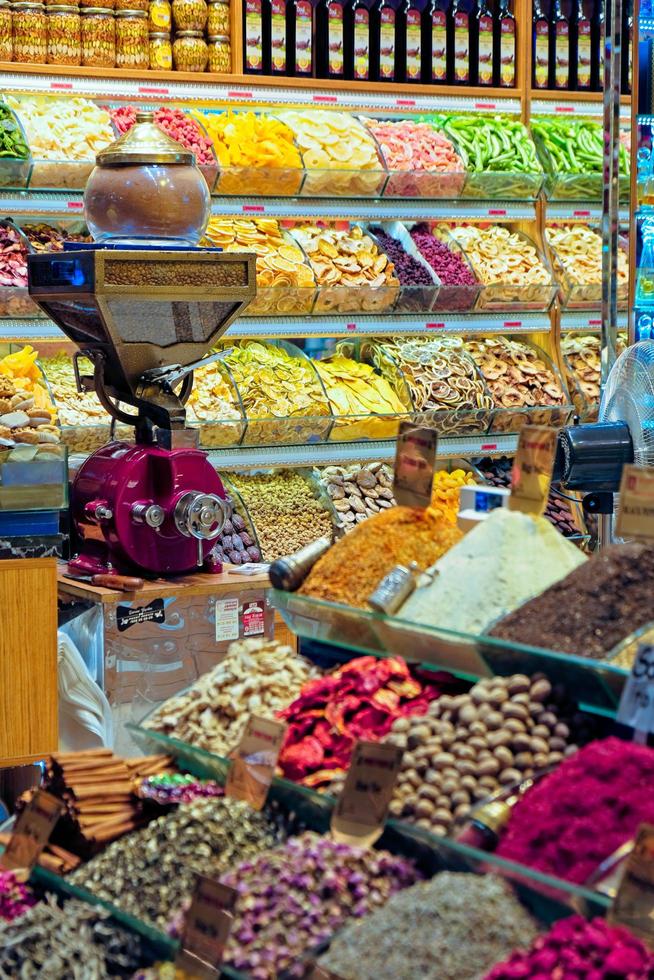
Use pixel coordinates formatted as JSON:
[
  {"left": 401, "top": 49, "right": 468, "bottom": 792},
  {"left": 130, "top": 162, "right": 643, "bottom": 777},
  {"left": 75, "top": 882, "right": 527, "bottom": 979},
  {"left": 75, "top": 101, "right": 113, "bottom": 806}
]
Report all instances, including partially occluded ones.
[
  {"left": 369, "top": 0, "right": 395, "bottom": 81},
  {"left": 398, "top": 0, "right": 422, "bottom": 82},
  {"left": 532, "top": 0, "right": 550, "bottom": 88},
  {"left": 574, "top": 0, "right": 592, "bottom": 89},
  {"left": 270, "top": 0, "right": 287, "bottom": 72},
  {"left": 637, "top": 222, "right": 654, "bottom": 308},
  {"left": 592, "top": 0, "right": 603, "bottom": 91},
  {"left": 422, "top": 0, "right": 448, "bottom": 83},
  {"left": 474, "top": 0, "right": 493, "bottom": 85},
  {"left": 243, "top": 0, "right": 270, "bottom": 72},
  {"left": 552, "top": 0, "right": 569, "bottom": 90},
  {"left": 345, "top": 0, "right": 370, "bottom": 80},
  {"left": 494, "top": 0, "right": 515, "bottom": 86},
  {"left": 287, "top": 0, "right": 313, "bottom": 75},
  {"left": 448, "top": 0, "right": 470, "bottom": 84},
  {"left": 316, "top": 0, "right": 345, "bottom": 78}
]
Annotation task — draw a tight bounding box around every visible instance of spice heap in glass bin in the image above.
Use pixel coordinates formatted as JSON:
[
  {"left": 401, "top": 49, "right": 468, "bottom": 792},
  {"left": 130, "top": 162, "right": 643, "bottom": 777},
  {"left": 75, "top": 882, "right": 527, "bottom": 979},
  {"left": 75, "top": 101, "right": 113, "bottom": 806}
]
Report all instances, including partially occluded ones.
[
  {"left": 466, "top": 337, "right": 568, "bottom": 429},
  {"left": 193, "top": 110, "right": 303, "bottom": 195},
  {"left": 144, "top": 637, "right": 320, "bottom": 757},
  {"left": 496, "top": 737, "right": 654, "bottom": 884},
  {"left": 0, "top": 346, "right": 59, "bottom": 447},
  {"left": 109, "top": 105, "right": 216, "bottom": 166},
  {"left": 486, "top": 916, "right": 654, "bottom": 980},
  {"left": 219, "top": 833, "right": 420, "bottom": 979},
  {"left": 320, "top": 872, "right": 540, "bottom": 980},
  {"left": 277, "top": 655, "right": 460, "bottom": 789},
  {"left": 371, "top": 337, "right": 493, "bottom": 434},
  {"left": 291, "top": 224, "right": 399, "bottom": 313},
  {"left": 385, "top": 673, "right": 579, "bottom": 837},
  {"left": 218, "top": 340, "right": 330, "bottom": 442},
  {"left": 399, "top": 507, "right": 585, "bottom": 635},
  {"left": 316, "top": 353, "right": 409, "bottom": 441},
  {"left": 229, "top": 470, "right": 333, "bottom": 562},
  {"left": 299, "top": 505, "right": 462, "bottom": 608},
  {"left": 203, "top": 218, "right": 316, "bottom": 314}
]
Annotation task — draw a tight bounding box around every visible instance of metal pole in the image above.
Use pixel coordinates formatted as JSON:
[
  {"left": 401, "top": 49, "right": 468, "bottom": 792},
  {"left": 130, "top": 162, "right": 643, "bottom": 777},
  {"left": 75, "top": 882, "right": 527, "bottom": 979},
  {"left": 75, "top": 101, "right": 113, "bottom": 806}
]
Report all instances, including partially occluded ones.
[{"left": 600, "top": 0, "right": 624, "bottom": 546}]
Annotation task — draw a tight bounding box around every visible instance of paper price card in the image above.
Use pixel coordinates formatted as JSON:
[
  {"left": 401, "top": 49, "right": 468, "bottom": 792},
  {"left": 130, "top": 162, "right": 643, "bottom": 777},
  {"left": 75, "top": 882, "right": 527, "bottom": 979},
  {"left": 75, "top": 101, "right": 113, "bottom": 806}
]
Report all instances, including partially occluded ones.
[
  {"left": 177, "top": 875, "right": 237, "bottom": 978},
  {"left": 616, "top": 643, "right": 654, "bottom": 738},
  {"left": 509, "top": 425, "right": 557, "bottom": 516},
  {"left": 331, "top": 739, "right": 403, "bottom": 848},
  {"left": 0, "top": 789, "right": 65, "bottom": 872},
  {"left": 616, "top": 465, "right": 654, "bottom": 542},
  {"left": 225, "top": 714, "right": 286, "bottom": 810},
  {"left": 393, "top": 421, "right": 438, "bottom": 509},
  {"left": 609, "top": 823, "right": 654, "bottom": 945}
]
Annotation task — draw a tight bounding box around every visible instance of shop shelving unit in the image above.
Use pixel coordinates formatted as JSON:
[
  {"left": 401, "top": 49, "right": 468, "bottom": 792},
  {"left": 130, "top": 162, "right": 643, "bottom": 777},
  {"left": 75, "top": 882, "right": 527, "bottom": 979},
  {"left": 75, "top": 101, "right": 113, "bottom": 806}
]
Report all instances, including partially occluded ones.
[{"left": 0, "top": 2, "right": 634, "bottom": 468}]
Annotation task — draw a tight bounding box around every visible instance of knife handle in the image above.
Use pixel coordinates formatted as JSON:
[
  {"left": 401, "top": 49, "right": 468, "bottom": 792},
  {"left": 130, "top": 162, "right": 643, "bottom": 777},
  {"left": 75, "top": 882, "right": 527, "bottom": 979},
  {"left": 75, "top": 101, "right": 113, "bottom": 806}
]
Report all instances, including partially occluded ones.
[{"left": 91, "top": 574, "right": 145, "bottom": 591}]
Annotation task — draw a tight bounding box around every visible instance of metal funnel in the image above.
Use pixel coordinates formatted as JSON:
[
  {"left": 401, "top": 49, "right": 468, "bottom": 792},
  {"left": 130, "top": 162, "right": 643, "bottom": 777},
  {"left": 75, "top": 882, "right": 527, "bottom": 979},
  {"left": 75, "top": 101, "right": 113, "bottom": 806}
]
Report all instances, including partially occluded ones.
[{"left": 27, "top": 247, "right": 256, "bottom": 436}]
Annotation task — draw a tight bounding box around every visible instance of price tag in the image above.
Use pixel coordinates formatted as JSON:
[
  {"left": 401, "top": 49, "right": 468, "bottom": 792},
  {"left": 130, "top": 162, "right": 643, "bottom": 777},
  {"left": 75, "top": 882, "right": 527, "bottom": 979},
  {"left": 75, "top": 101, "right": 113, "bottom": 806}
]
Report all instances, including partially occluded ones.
[
  {"left": 609, "top": 823, "right": 654, "bottom": 945},
  {"left": 393, "top": 420, "right": 438, "bottom": 509},
  {"left": 313, "top": 94, "right": 338, "bottom": 103},
  {"left": 331, "top": 740, "right": 403, "bottom": 847},
  {"left": 242, "top": 204, "right": 265, "bottom": 213},
  {"left": 177, "top": 874, "right": 237, "bottom": 977},
  {"left": 346, "top": 322, "right": 357, "bottom": 331},
  {"left": 425, "top": 322, "right": 445, "bottom": 330},
  {"left": 215, "top": 597, "right": 239, "bottom": 642},
  {"left": 0, "top": 790, "right": 64, "bottom": 872},
  {"left": 616, "top": 643, "right": 654, "bottom": 738},
  {"left": 616, "top": 465, "right": 654, "bottom": 542},
  {"left": 508, "top": 424, "right": 557, "bottom": 516},
  {"left": 225, "top": 715, "right": 286, "bottom": 810}
]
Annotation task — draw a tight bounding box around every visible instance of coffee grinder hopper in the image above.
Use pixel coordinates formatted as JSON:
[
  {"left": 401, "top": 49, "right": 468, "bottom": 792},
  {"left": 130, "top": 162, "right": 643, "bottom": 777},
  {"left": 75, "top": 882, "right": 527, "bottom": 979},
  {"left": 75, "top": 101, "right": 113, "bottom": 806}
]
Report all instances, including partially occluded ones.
[{"left": 27, "top": 247, "right": 256, "bottom": 443}]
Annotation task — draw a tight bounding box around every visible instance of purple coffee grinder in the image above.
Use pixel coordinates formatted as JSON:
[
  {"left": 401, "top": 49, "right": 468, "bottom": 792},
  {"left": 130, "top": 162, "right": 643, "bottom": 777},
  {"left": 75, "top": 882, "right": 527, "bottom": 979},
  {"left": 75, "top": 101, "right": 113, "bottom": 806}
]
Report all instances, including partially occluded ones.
[{"left": 26, "top": 112, "right": 255, "bottom": 577}]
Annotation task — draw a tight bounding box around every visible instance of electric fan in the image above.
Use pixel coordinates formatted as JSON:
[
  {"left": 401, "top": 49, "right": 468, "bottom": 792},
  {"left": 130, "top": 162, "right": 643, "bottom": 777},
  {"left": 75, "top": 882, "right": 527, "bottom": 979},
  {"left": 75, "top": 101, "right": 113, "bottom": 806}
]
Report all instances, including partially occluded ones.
[{"left": 553, "top": 341, "right": 654, "bottom": 519}]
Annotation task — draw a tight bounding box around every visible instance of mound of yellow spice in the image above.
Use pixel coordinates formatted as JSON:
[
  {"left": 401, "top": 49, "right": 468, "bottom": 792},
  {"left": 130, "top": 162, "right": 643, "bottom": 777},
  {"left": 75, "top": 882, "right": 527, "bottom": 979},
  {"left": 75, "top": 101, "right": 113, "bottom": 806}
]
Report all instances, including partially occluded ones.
[{"left": 300, "top": 506, "right": 462, "bottom": 608}]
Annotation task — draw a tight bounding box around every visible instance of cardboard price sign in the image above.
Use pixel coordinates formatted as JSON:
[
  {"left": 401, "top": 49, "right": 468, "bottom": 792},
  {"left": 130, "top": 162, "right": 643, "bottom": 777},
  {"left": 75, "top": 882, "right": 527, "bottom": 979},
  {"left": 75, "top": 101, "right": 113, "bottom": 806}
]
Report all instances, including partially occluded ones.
[
  {"left": 331, "top": 740, "right": 403, "bottom": 847},
  {"left": 508, "top": 425, "right": 557, "bottom": 516},
  {"left": 177, "top": 875, "right": 237, "bottom": 977},
  {"left": 610, "top": 822, "right": 654, "bottom": 945},
  {"left": 393, "top": 421, "right": 438, "bottom": 509},
  {"left": 225, "top": 714, "right": 286, "bottom": 810},
  {"left": 616, "top": 465, "right": 654, "bottom": 542},
  {"left": 616, "top": 643, "right": 654, "bottom": 738},
  {"left": 0, "top": 789, "right": 64, "bottom": 872}
]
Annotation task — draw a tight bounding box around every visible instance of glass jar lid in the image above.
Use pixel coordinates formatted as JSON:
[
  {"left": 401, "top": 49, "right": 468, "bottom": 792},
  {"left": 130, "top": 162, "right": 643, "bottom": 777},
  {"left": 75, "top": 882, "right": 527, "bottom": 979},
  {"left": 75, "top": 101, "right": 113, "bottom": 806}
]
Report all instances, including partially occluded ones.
[
  {"left": 47, "top": 4, "right": 79, "bottom": 10},
  {"left": 0, "top": 1, "right": 12, "bottom": 8},
  {"left": 13, "top": 3, "right": 46, "bottom": 9},
  {"left": 96, "top": 110, "right": 193, "bottom": 165},
  {"left": 149, "top": 29, "right": 170, "bottom": 35},
  {"left": 208, "top": 33, "right": 229, "bottom": 40},
  {"left": 82, "top": 6, "right": 114, "bottom": 12},
  {"left": 208, "top": 0, "right": 229, "bottom": 5},
  {"left": 175, "top": 28, "right": 203, "bottom": 35},
  {"left": 115, "top": 7, "right": 147, "bottom": 14}
]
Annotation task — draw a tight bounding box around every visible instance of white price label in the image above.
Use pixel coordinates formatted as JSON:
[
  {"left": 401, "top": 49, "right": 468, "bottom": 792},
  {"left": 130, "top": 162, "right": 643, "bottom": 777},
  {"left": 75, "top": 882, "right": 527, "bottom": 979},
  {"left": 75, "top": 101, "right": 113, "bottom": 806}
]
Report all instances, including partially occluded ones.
[
  {"left": 215, "top": 597, "right": 239, "bottom": 642},
  {"left": 617, "top": 643, "right": 654, "bottom": 735}
]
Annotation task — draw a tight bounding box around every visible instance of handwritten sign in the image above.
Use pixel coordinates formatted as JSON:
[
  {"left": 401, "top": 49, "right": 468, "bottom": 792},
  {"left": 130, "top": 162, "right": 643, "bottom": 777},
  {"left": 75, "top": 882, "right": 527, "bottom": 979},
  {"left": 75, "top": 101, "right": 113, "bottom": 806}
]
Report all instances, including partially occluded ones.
[
  {"left": 0, "top": 790, "right": 64, "bottom": 872},
  {"left": 177, "top": 875, "right": 237, "bottom": 977},
  {"left": 616, "top": 643, "right": 654, "bottom": 739},
  {"left": 616, "top": 465, "right": 654, "bottom": 542},
  {"left": 225, "top": 715, "right": 286, "bottom": 810},
  {"left": 331, "top": 740, "right": 403, "bottom": 847},
  {"left": 610, "top": 823, "right": 654, "bottom": 945},
  {"left": 509, "top": 425, "right": 557, "bottom": 516},
  {"left": 393, "top": 421, "right": 438, "bottom": 509}
]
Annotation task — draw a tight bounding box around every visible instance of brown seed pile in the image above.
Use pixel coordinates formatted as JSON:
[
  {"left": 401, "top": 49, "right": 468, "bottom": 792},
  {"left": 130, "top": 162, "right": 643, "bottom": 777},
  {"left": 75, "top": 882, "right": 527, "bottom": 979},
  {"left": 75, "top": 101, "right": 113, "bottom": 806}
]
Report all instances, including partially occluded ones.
[{"left": 386, "top": 674, "right": 577, "bottom": 836}]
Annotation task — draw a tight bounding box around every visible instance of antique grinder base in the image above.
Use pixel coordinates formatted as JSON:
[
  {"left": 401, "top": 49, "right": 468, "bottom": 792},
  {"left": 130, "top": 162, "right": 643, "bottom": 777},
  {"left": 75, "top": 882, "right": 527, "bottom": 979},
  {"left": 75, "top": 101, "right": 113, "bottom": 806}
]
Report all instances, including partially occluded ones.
[{"left": 69, "top": 442, "right": 229, "bottom": 577}]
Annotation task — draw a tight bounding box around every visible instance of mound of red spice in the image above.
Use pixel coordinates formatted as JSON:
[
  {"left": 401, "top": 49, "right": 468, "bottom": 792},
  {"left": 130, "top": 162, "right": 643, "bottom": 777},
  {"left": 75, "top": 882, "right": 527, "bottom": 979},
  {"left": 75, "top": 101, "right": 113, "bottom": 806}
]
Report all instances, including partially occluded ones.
[
  {"left": 485, "top": 915, "right": 654, "bottom": 979},
  {"left": 277, "top": 656, "right": 462, "bottom": 789},
  {"left": 496, "top": 737, "right": 654, "bottom": 884}
]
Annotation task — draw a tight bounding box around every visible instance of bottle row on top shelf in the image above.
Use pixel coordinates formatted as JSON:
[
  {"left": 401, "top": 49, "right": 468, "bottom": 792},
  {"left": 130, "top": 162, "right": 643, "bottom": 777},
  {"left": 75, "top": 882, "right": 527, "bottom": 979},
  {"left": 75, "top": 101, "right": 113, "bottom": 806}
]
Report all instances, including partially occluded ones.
[
  {"left": 0, "top": 96, "right": 632, "bottom": 201},
  {"left": 0, "top": 215, "right": 629, "bottom": 320}
]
